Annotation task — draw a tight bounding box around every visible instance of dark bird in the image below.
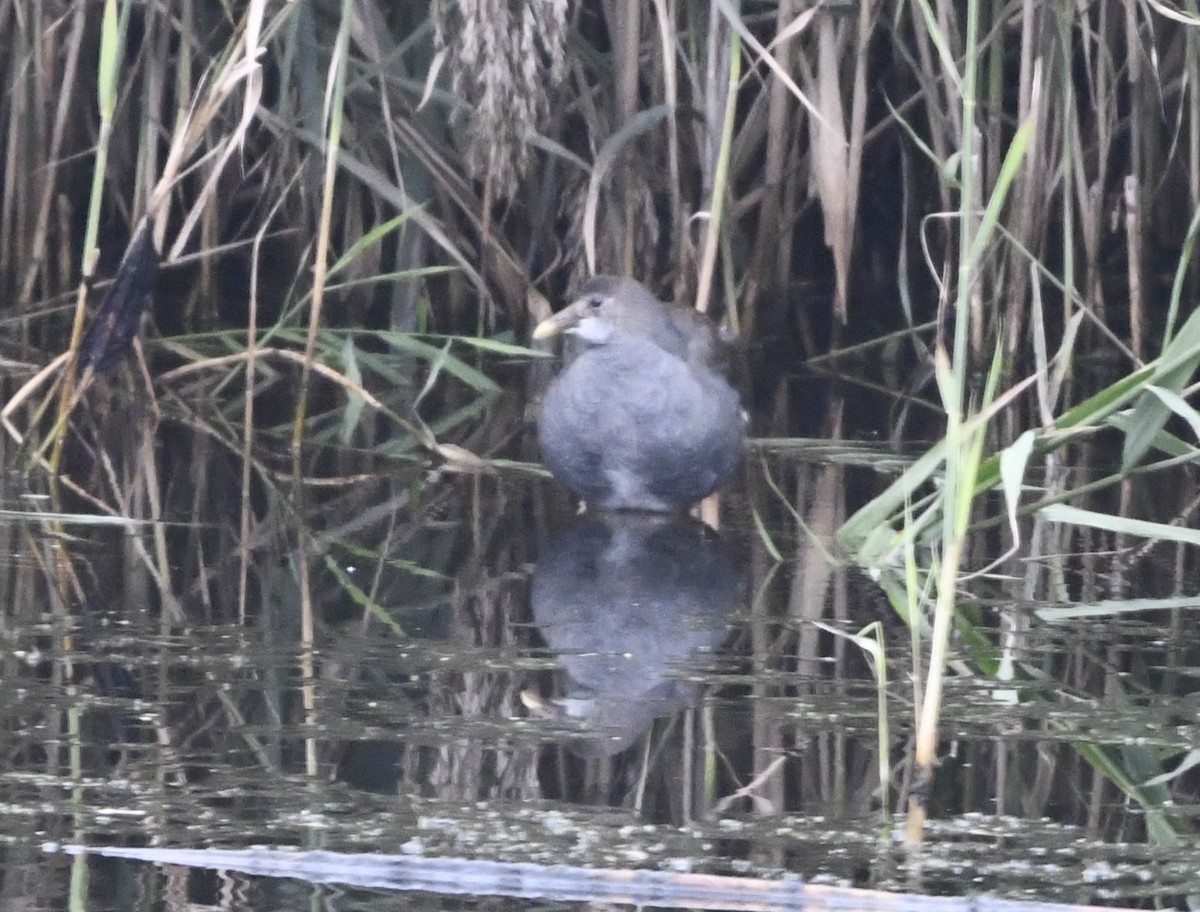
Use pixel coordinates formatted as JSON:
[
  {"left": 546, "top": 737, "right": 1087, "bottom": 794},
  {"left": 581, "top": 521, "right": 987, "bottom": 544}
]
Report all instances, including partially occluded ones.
[
  {"left": 79, "top": 225, "right": 159, "bottom": 375},
  {"left": 533, "top": 276, "right": 745, "bottom": 511}
]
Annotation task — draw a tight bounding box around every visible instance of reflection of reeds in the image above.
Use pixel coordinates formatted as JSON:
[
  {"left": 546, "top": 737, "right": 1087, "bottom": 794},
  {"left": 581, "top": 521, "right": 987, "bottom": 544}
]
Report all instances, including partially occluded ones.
[{"left": 1, "top": 1, "right": 1200, "bottom": 893}]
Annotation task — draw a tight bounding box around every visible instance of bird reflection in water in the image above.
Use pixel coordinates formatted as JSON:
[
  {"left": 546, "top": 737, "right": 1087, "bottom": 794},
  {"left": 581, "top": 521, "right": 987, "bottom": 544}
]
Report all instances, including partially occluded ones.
[{"left": 528, "top": 512, "right": 741, "bottom": 756}]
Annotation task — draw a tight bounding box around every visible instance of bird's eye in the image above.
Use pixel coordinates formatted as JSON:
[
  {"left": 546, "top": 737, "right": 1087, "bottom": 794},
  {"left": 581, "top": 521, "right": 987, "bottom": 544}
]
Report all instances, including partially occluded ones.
[{"left": 587, "top": 295, "right": 603, "bottom": 310}]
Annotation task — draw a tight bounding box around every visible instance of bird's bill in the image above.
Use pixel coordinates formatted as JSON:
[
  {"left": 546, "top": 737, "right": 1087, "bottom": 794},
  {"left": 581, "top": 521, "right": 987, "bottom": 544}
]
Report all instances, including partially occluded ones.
[{"left": 531, "top": 300, "right": 587, "bottom": 340}]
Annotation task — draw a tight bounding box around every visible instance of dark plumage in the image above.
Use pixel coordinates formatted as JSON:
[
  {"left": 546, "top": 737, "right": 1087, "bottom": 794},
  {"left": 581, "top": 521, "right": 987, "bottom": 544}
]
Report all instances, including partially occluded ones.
[
  {"left": 79, "top": 225, "right": 159, "bottom": 375},
  {"left": 533, "top": 276, "right": 745, "bottom": 511}
]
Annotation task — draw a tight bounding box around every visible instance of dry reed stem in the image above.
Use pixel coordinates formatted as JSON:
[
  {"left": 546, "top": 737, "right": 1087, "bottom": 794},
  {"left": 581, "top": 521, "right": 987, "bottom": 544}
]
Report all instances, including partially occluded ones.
[{"left": 16, "top": 1, "right": 87, "bottom": 307}]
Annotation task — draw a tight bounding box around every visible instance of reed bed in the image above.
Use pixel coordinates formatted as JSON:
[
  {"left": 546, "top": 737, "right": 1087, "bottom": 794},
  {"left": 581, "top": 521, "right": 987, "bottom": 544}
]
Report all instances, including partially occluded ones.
[{"left": 1, "top": 0, "right": 1199, "bottom": 872}]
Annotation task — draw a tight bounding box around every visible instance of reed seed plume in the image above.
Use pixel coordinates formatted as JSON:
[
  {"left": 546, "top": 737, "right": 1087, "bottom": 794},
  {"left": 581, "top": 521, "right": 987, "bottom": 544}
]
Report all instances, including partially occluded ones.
[{"left": 430, "top": 0, "right": 569, "bottom": 198}]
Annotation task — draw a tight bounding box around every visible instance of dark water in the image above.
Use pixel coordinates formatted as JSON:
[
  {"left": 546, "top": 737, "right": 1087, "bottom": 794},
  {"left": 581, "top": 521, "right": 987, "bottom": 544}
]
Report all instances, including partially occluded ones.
[{"left": 1, "top": 384, "right": 1199, "bottom": 910}]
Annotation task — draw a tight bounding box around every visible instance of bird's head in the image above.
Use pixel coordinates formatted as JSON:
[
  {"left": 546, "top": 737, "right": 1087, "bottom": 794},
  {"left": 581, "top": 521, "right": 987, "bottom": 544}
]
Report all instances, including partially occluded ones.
[{"left": 533, "top": 276, "right": 675, "bottom": 348}]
